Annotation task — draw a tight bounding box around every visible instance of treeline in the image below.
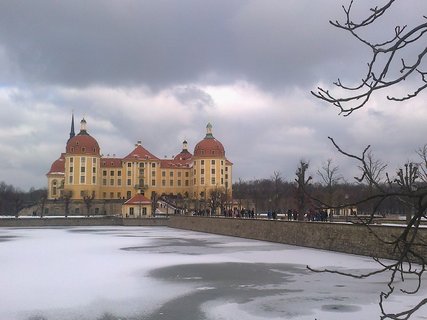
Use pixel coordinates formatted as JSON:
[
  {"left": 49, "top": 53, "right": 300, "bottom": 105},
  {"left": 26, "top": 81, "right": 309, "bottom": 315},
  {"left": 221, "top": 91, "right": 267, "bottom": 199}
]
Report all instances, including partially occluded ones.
[
  {"left": 232, "top": 177, "right": 410, "bottom": 216},
  {"left": 0, "top": 182, "right": 46, "bottom": 215}
]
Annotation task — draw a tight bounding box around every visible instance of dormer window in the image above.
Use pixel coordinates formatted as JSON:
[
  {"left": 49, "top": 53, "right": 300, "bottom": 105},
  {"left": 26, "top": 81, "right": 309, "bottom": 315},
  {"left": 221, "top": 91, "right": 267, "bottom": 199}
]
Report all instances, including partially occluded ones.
[{"left": 82, "top": 147, "right": 86, "bottom": 153}]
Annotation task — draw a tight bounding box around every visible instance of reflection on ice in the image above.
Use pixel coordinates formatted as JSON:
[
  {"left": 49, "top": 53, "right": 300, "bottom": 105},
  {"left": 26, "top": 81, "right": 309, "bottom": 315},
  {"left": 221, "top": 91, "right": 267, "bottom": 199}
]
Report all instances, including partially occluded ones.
[{"left": 0, "top": 226, "right": 425, "bottom": 320}]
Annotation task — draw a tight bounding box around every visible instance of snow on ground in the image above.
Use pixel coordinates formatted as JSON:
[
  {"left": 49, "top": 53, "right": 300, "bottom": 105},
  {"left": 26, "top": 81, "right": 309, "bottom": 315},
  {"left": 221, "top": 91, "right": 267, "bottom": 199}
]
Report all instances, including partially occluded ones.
[{"left": 0, "top": 226, "right": 425, "bottom": 320}]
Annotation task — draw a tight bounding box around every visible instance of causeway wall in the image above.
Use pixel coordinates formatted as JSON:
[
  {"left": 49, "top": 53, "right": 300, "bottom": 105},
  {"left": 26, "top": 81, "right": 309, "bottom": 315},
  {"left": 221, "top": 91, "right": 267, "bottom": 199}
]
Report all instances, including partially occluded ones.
[
  {"left": 1, "top": 215, "right": 426, "bottom": 260},
  {"left": 168, "top": 216, "right": 427, "bottom": 260}
]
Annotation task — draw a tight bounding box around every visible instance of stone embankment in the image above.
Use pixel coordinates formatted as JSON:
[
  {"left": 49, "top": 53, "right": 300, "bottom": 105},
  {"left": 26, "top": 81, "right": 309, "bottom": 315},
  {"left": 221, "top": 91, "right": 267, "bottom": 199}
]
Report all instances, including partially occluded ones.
[{"left": 1, "top": 215, "right": 426, "bottom": 261}]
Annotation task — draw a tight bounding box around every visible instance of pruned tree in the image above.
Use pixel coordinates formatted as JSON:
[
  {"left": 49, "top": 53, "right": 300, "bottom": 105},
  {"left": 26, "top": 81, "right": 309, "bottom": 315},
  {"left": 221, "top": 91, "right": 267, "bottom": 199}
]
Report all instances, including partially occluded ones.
[
  {"left": 208, "top": 187, "right": 225, "bottom": 216},
  {"left": 312, "top": 0, "right": 427, "bottom": 116},
  {"left": 62, "top": 190, "right": 73, "bottom": 218},
  {"left": 151, "top": 191, "right": 158, "bottom": 217},
  {"left": 83, "top": 193, "right": 94, "bottom": 217},
  {"left": 271, "top": 171, "right": 283, "bottom": 212},
  {"left": 295, "top": 160, "right": 312, "bottom": 221}
]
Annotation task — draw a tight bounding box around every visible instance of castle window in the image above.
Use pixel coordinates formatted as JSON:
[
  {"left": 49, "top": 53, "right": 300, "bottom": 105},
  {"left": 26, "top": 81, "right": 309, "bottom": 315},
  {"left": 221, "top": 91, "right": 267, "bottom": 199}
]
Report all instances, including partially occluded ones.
[
  {"left": 139, "top": 163, "right": 144, "bottom": 168},
  {"left": 127, "top": 170, "right": 131, "bottom": 176},
  {"left": 162, "top": 179, "right": 166, "bottom": 186},
  {"left": 201, "top": 160, "right": 204, "bottom": 165},
  {"left": 201, "top": 169, "right": 204, "bottom": 174},
  {"left": 103, "top": 170, "right": 107, "bottom": 176},
  {"left": 92, "top": 167, "right": 96, "bottom": 174},
  {"left": 185, "top": 180, "right": 189, "bottom": 186},
  {"left": 185, "top": 172, "right": 189, "bottom": 177},
  {"left": 81, "top": 157, "right": 86, "bottom": 163},
  {"left": 92, "top": 176, "right": 96, "bottom": 184},
  {"left": 80, "top": 176, "right": 85, "bottom": 183},
  {"left": 110, "top": 179, "right": 114, "bottom": 186},
  {"left": 178, "top": 172, "right": 181, "bottom": 177},
  {"left": 93, "top": 158, "right": 97, "bottom": 164},
  {"left": 80, "top": 167, "right": 85, "bottom": 173},
  {"left": 170, "top": 180, "right": 173, "bottom": 186},
  {"left": 110, "top": 170, "right": 114, "bottom": 176},
  {"left": 110, "top": 192, "right": 114, "bottom": 199},
  {"left": 70, "top": 167, "right": 73, "bottom": 173},
  {"left": 69, "top": 176, "right": 73, "bottom": 184},
  {"left": 152, "top": 163, "right": 156, "bottom": 168},
  {"left": 118, "top": 171, "right": 122, "bottom": 176},
  {"left": 127, "top": 163, "right": 132, "bottom": 167},
  {"left": 211, "top": 160, "right": 215, "bottom": 165},
  {"left": 151, "top": 170, "right": 155, "bottom": 176},
  {"left": 162, "top": 171, "right": 166, "bottom": 177},
  {"left": 103, "top": 179, "right": 107, "bottom": 186},
  {"left": 152, "top": 179, "right": 156, "bottom": 186},
  {"left": 70, "top": 157, "right": 74, "bottom": 163},
  {"left": 211, "top": 177, "right": 216, "bottom": 185},
  {"left": 118, "top": 179, "right": 122, "bottom": 186},
  {"left": 169, "top": 171, "right": 173, "bottom": 177},
  {"left": 221, "top": 178, "right": 224, "bottom": 185},
  {"left": 127, "top": 179, "right": 131, "bottom": 186},
  {"left": 201, "top": 177, "right": 204, "bottom": 185},
  {"left": 177, "top": 180, "right": 181, "bottom": 187},
  {"left": 211, "top": 169, "right": 215, "bottom": 174}
]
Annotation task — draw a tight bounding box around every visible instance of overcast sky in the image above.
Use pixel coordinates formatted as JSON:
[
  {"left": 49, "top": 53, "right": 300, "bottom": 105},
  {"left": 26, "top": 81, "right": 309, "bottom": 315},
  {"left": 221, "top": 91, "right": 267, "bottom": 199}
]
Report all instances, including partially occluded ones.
[{"left": 0, "top": 0, "right": 426, "bottom": 190}]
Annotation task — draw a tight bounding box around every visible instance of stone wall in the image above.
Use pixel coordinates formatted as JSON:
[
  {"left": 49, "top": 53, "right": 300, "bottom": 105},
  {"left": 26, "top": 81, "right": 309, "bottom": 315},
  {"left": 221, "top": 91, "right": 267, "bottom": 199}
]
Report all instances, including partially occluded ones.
[
  {"left": 0, "top": 217, "right": 168, "bottom": 227},
  {"left": 1, "top": 215, "right": 426, "bottom": 261},
  {"left": 167, "top": 216, "right": 427, "bottom": 260}
]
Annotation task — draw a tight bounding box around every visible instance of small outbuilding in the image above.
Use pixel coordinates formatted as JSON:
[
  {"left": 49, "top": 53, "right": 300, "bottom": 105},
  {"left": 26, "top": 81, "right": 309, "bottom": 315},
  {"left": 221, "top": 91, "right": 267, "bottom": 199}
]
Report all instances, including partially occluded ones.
[{"left": 122, "top": 194, "right": 152, "bottom": 218}]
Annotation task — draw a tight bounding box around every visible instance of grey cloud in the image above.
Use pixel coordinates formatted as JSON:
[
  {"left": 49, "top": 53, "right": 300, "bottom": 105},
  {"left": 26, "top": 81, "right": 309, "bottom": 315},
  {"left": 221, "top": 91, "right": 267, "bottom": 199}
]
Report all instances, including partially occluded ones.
[
  {"left": 173, "top": 86, "right": 214, "bottom": 109},
  {"left": 0, "top": 0, "right": 370, "bottom": 91}
]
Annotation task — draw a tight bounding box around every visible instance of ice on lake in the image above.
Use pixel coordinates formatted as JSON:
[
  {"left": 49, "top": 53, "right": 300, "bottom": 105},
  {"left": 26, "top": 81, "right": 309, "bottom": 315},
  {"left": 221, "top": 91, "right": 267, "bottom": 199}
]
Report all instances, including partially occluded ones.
[{"left": 0, "top": 226, "right": 425, "bottom": 320}]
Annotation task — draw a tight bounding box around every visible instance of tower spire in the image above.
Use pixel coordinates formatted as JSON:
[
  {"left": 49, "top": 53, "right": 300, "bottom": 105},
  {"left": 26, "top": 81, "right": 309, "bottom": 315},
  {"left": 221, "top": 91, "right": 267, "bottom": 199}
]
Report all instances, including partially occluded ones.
[{"left": 69, "top": 112, "right": 75, "bottom": 141}]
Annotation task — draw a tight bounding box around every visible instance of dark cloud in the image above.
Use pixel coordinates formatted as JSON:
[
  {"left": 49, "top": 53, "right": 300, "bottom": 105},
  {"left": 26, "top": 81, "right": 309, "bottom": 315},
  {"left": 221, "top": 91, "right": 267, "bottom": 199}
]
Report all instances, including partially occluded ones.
[{"left": 0, "top": 0, "right": 367, "bottom": 91}]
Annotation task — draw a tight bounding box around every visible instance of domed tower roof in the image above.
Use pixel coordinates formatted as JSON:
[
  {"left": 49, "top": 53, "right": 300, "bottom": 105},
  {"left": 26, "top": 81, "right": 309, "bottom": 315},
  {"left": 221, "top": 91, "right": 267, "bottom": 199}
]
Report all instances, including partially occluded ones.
[
  {"left": 66, "top": 118, "right": 100, "bottom": 155},
  {"left": 174, "top": 140, "right": 192, "bottom": 161},
  {"left": 194, "top": 123, "right": 225, "bottom": 157},
  {"left": 47, "top": 153, "right": 65, "bottom": 175}
]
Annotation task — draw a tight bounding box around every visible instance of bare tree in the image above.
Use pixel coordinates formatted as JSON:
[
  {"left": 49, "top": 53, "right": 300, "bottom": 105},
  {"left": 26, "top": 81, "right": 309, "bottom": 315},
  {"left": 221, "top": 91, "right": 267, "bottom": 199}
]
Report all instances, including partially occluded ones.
[
  {"left": 83, "top": 193, "right": 94, "bottom": 217},
  {"left": 38, "top": 189, "right": 48, "bottom": 218},
  {"left": 317, "top": 159, "right": 342, "bottom": 220},
  {"left": 310, "top": 138, "right": 427, "bottom": 320},
  {"left": 312, "top": 0, "right": 427, "bottom": 116},
  {"left": 295, "top": 160, "right": 312, "bottom": 221},
  {"left": 62, "top": 190, "right": 73, "bottom": 218},
  {"left": 271, "top": 171, "right": 283, "bottom": 212}
]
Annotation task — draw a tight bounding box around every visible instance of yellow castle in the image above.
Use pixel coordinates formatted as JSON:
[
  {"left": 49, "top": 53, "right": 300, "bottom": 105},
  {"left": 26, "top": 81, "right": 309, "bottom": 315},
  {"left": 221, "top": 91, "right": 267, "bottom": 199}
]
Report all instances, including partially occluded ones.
[{"left": 46, "top": 115, "right": 232, "bottom": 216}]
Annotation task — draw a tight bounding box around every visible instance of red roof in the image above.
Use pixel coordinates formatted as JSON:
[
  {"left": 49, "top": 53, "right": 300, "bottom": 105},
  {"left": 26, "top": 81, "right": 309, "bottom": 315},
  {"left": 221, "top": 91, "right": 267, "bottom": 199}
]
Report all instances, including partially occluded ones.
[
  {"left": 47, "top": 153, "right": 65, "bottom": 175},
  {"left": 100, "top": 158, "right": 122, "bottom": 168},
  {"left": 123, "top": 144, "right": 159, "bottom": 161},
  {"left": 66, "top": 133, "right": 100, "bottom": 155},
  {"left": 173, "top": 149, "right": 192, "bottom": 161},
  {"left": 124, "top": 194, "right": 151, "bottom": 205},
  {"left": 194, "top": 138, "right": 225, "bottom": 157},
  {"left": 160, "top": 158, "right": 192, "bottom": 169}
]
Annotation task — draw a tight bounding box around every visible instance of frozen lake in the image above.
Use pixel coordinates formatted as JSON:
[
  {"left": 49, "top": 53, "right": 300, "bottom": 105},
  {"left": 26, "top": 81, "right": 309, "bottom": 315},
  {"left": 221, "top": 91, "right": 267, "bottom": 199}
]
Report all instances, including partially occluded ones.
[{"left": 0, "top": 226, "right": 425, "bottom": 320}]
